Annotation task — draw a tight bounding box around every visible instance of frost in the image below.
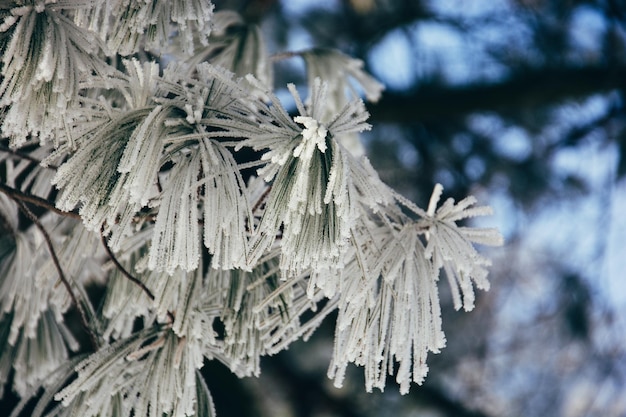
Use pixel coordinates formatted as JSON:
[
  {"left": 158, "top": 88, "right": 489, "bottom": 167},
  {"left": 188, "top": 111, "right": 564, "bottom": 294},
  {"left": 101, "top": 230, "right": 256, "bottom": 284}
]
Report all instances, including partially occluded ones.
[
  {"left": 301, "top": 48, "right": 385, "bottom": 114},
  {"left": 57, "top": 312, "right": 217, "bottom": 417},
  {"left": 148, "top": 151, "right": 202, "bottom": 274},
  {"left": 198, "top": 139, "right": 250, "bottom": 271},
  {"left": 0, "top": 1, "right": 106, "bottom": 147},
  {"left": 298, "top": 48, "right": 385, "bottom": 156},
  {"left": 204, "top": 250, "right": 332, "bottom": 377},
  {"left": 327, "top": 185, "right": 502, "bottom": 393},
  {"left": 238, "top": 77, "right": 393, "bottom": 278},
  {"left": 0, "top": 208, "right": 71, "bottom": 345},
  {"left": 183, "top": 11, "right": 273, "bottom": 93},
  {"left": 102, "top": 0, "right": 214, "bottom": 56},
  {"left": 293, "top": 116, "right": 328, "bottom": 157},
  {"left": 0, "top": 310, "right": 78, "bottom": 397},
  {"left": 421, "top": 188, "right": 504, "bottom": 311},
  {"left": 52, "top": 107, "right": 148, "bottom": 232},
  {"left": 0, "top": 3, "right": 503, "bottom": 414}
]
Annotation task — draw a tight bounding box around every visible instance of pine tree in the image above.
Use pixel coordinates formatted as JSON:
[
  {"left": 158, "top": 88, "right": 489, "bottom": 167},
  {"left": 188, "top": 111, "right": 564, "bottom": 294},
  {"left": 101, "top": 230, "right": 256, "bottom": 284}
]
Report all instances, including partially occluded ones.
[{"left": 0, "top": 1, "right": 502, "bottom": 416}]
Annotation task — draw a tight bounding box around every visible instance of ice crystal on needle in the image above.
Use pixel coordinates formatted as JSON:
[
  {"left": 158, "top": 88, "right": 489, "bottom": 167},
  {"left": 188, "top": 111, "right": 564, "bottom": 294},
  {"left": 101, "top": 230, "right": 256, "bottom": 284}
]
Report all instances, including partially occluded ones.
[
  {"left": 239, "top": 77, "right": 392, "bottom": 278},
  {"left": 421, "top": 187, "right": 504, "bottom": 311},
  {"left": 86, "top": 0, "right": 215, "bottom": 56},
  {"left": 293, "top": 116, "right": 328, "bottom": 157},
  {"left": 328, "top": 185, "right": 502, "bottom": 394},
  {"left": 183, "top": 11, "right": 272, "bottom": 93},
  {"left": 0, "top": 0, "right": 106, "bottom": 146},
  {"left": 301, "top": 48, "right": 384, "bottom": 115}
]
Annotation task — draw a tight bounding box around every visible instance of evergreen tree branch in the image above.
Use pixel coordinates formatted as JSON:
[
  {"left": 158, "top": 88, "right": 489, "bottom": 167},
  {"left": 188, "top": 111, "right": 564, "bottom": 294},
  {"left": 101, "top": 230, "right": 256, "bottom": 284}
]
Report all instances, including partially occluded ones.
[
  {"left": 0, "top": 183, "right": 81, "bottom": 220},
  {"left": 100, "top": 228, "right": 176, "bottom": 324},
  {"left": 101, "top": 231, "right": 156, "bottom": 302},
  {"left": 0, "top": 3, "right": 507, "bottom": 413},
  {"left": 13, "top": 200, "right": 99, "bottom": 351}
]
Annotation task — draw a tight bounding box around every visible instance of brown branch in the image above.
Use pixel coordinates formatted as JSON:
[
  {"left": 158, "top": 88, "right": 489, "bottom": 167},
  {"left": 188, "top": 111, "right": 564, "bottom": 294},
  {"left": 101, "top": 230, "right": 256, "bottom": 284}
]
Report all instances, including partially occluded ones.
[
  {"left": 100, "top": 232, "right": 155, "bottom": 301},
  {"left": 100, "top": 229, "right": 176, "bottom": 324},
  {"left": 0, "top": 183, "right": 81, "bottom": 219},
  {"left": 14, "top": 200, "right": 99, "bottom": 350},
  {"left": 368, "top": 65, "right": 626, "bottom": 123},
  {"left": 252, "top": 184, "right": 272, "bottom": 214}
]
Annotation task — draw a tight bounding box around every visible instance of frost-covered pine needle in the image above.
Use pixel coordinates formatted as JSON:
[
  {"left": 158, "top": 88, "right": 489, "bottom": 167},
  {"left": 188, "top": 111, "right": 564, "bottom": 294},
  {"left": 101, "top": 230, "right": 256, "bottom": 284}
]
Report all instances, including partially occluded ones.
[
  {"left": 0, "top": 1, "right": 107, "bottom": 147},
  {"left": 235, "top": 77, "right": 393, "bottom": 279}
]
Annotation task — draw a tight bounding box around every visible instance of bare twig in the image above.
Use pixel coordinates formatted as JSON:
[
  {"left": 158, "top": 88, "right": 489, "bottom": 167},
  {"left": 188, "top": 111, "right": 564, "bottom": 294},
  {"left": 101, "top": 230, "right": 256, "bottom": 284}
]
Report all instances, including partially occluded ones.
[
  {"left": 15, "top": 200, "right": 99, "bottom": 350},
  {"left": 100, "top": 232, "right": 155, "bottom": 301},
  {"left": 270, "top": 51, "right": 302, "bottom": 61},
  {"left": 100, "top": 228, "right": 176, "bottom": 324},
  {"left": 252, "top": 184, "right": 272, "bottom": 214},
  {"left": 0, "top": 183, "right": 81, "bottom": 219}
]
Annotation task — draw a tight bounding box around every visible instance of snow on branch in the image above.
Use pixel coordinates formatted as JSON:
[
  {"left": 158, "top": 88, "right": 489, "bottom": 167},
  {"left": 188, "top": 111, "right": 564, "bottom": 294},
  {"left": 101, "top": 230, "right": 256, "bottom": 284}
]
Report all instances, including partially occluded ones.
[
  {"left": 0, "top": 2, "right": 503, "bottom": 415},
  {"left": 235, "top": 76, "right": 394, "bottom": 279},
  {"left": 329, "top": 185, "right": 502, "bottom": 393},
  {"left": 75, "top": 0, "right": 215, "bottom": 56},
  {"left": 0, "top": 0, "right": 108, "bottom": 147},
  {"left": 420, "top": 186, "right": 504, "bottom": 311}
]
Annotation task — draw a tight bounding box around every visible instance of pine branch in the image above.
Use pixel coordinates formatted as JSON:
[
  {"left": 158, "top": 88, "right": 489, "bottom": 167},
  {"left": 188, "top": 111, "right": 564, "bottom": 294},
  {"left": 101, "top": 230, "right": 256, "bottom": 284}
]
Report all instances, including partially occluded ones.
[
  {"left": 100, "top": 233, "right": 155, "bottom": 302},
  {"left": 100, "top": 228, "right": 176, "bottom": 325},
  {"left": 14, "top": 200, "right": 99, "bottom": 351},
  {"left": 0, "top": 183, "right": 81, "bottom": 220},
  {"left": 0, "top": 2, "right": 506, "bottom": 413}
]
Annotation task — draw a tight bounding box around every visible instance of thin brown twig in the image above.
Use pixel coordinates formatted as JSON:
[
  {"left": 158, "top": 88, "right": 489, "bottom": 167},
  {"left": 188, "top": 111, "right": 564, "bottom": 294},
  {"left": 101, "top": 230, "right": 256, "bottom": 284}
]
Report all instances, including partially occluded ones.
[
  {"left": 100, "top": 232, "right": 155, "bottom": 301},
  {"left": 100, "top": 228, "right": 176, "bottom": 324},
  {"left": 252, "top": 184, "right": 272, "bottom": 214},
  {"left": 15, "top": 200, "right": 99, "bottom": 350},
  {"left": 0, "top": 183, "right": 81, "bottom": 219}
]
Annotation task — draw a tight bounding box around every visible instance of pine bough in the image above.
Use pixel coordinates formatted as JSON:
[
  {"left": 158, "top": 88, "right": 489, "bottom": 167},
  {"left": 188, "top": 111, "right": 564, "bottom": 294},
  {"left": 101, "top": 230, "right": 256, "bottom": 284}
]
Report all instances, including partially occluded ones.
[{"left": 0, "top": 1, "right": 503, "bottom": 416}]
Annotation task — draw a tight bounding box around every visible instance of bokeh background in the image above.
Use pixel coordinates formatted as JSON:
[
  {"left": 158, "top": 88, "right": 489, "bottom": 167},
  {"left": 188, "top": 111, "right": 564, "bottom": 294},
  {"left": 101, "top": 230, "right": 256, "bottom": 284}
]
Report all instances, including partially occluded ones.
[{"left": 204, "top": 0, "right": 626, "bottom": 416}]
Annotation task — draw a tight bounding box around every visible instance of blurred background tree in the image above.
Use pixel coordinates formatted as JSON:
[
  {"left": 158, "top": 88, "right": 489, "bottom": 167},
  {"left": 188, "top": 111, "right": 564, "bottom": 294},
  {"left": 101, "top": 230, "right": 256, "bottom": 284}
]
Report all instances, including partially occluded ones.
[{"left": 200, "top": 0, "right": 626, "bottom": 416}]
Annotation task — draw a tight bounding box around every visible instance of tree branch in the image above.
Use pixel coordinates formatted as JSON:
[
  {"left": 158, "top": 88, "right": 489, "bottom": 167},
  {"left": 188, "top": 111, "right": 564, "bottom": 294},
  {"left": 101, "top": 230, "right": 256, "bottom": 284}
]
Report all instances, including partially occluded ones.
[
  {"left": 14, "top": 200, "right": 99, "bottom": 350},
  {"left": 0, "top": 183, "right": 81, "bottom": 220},
  {"left": 368, "top": 65, "right": 626, "bottom": 123},
  {"left": 100, "top": 229, "right": 176, "bottom": 324},
  {"left": 100, "top": 232, "right": 155, "bottom": 302}
]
